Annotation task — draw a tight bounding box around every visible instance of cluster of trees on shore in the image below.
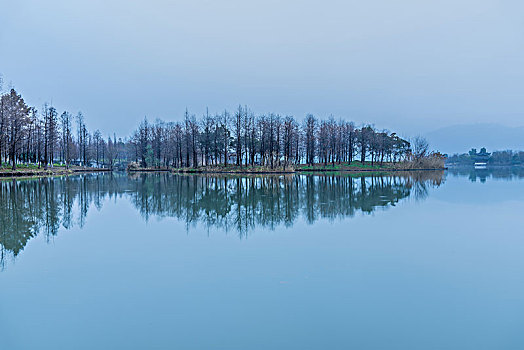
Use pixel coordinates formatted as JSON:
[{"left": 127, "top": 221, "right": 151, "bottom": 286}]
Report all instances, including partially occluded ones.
[
  {"left": 131, "top": 107, "right": 403, "bottom": 169},
  {"left": 1, "top": 78, "right": 440, "bottom": 171},
  {"left": 130, "top": 106, "right": 438, "bottom": 169},
  {"left": 0, "top": 84, "right": 126, "bottom": 170},
  {"left": 447, "top": 149, "right": 524, "bottom": 166}
]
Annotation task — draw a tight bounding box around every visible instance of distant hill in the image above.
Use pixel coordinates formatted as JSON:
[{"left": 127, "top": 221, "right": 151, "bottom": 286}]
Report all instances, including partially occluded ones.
[{"left": 424, "top": 123, "right": 524, "bottom": 154}]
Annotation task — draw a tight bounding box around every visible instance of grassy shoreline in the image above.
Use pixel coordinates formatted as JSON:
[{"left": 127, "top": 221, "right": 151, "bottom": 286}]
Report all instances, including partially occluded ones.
[
  {"left": 2, "top": 162, "right": 445, "bottom": 178},
  {"left": 0, "top": 166, "right": 111, "bottom": 179},
  {"left": 129, "top": 162, "right": 446, "bottom": 174}
]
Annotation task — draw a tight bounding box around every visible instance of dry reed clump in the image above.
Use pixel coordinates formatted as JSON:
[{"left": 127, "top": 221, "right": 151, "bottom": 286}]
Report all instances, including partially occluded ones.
[
  {"left": 127, "top": 162, "right": 140, "bottom": 171},
  {"left": 393, "top": 152, "right": 446, "bottom": 170}
]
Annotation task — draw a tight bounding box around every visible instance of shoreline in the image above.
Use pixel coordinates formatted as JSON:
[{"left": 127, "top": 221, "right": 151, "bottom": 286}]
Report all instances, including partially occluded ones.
[
  {"left": 129, "top": 166, "right": 447, "bottom": 175},
  {"left": 0, "top": 167, "right": 112, "bottom": 179},
  {"left": 2, "top": 165, "right": 447, "bottom": 179}
]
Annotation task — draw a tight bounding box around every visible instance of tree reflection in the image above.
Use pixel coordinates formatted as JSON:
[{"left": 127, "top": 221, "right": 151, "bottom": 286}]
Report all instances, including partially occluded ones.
[
  {"left": 0, "top": 171, "right": 444, "bottom": 267},
  {"left": 448, "top": 167, "right": 524, "bottom": 182}
]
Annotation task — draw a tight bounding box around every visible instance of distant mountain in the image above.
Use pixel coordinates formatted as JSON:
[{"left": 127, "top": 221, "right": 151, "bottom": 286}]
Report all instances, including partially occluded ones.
[{"left": 424, "top": 123, "right": 524, "bottom": 154}]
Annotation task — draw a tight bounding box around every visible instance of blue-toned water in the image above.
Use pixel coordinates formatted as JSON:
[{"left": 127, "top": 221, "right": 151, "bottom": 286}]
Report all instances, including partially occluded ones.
[{"left": 1, "top": 169, "right": 524, "bottom": 349}]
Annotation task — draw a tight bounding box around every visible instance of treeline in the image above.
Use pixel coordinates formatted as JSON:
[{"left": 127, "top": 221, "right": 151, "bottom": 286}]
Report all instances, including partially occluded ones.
[
  {"left": 130, "top": 106, "right": 439, "bottom": 169},
  {"left": 0, "top": 86, "right": 126, "bottom": 170},
  {"left": 447, "top": 150, "right": 524, "bottom": 166},
  {"left": 1, "top": 79, "right": 441, "bottom": 171}
]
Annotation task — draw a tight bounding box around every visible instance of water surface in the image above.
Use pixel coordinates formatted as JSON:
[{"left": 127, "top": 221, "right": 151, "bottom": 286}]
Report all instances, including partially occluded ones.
[{"left": 1, "top": 170, "right": 524, "bottom": 349}]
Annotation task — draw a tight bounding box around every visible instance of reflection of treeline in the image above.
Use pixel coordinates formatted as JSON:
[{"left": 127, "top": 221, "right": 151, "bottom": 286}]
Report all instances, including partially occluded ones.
[
  {"left": 448, "top": 167, "right": 524, "bottom": 182},
  {"left": 127, "top": 172, "right": 444, "bottom": 235},
  {"left": 0, "top": 172, "right": 444, "bottom": 266},
  {"left": 0, "top": 174, "right": 122, "bottom": 265}
]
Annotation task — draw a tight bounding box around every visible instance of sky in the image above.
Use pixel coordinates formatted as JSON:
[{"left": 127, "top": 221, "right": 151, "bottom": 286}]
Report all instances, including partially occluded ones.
[{"left": 1, "top": 0, "right": 524, "bottom": 140}]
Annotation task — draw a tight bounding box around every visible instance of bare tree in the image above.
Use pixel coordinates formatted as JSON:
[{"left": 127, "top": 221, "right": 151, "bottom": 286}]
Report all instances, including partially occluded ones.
[
  {"left": 106, "top": 135, "right": 116, "bottom": 170},
  {"left": 60, "top": 111, "right": 73, "bottom": 168},
  {"left": 93, "top": 130, "right": 102, "bottom": 167},
  {"left": 221, "top": 110, "right": 229, "bottom": 167},
  {"left": 304, "top": 114, "right": 316, "bottom": 165},
  {"left": 76, "top": 112, "right": 87, "bottom": 166},
  {"left": 234, "top": 105, "right": 241, "bottom": 167},
  {"left": 412, "top": 136, "right": 429, "bottom": 161}
]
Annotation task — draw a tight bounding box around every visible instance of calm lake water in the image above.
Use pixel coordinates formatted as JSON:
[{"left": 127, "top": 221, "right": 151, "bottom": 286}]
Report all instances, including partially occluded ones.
[{"left": 1, "top": 169, "right": 524, "bottom": 349}]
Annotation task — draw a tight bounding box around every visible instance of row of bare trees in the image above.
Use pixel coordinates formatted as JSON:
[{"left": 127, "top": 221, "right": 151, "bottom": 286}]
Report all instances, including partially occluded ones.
[
  {"left": 0, "top": 86, "right": 125, "bottom": 170},
  {"left": 0, "top": 77, "right": 419, "bottom": 171},
  {"left": 129, "top": 106, "right": 413, "bottom": 169}
]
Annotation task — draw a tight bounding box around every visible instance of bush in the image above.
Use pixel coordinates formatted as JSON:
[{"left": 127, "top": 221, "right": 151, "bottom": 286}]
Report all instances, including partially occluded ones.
[{"left": 127, "top": 162, "right": 140, "bottom": 171}]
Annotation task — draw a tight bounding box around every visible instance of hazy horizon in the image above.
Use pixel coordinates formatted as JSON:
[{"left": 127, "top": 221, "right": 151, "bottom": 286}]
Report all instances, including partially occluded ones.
[{"left": 2, "top": 0, "right": 524, "bottom": 140}]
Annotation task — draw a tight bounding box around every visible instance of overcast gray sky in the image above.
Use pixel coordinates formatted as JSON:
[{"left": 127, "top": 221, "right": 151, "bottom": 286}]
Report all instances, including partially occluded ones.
[{"left": 1, "top": 0, "right": 523, "bottom": 138}]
